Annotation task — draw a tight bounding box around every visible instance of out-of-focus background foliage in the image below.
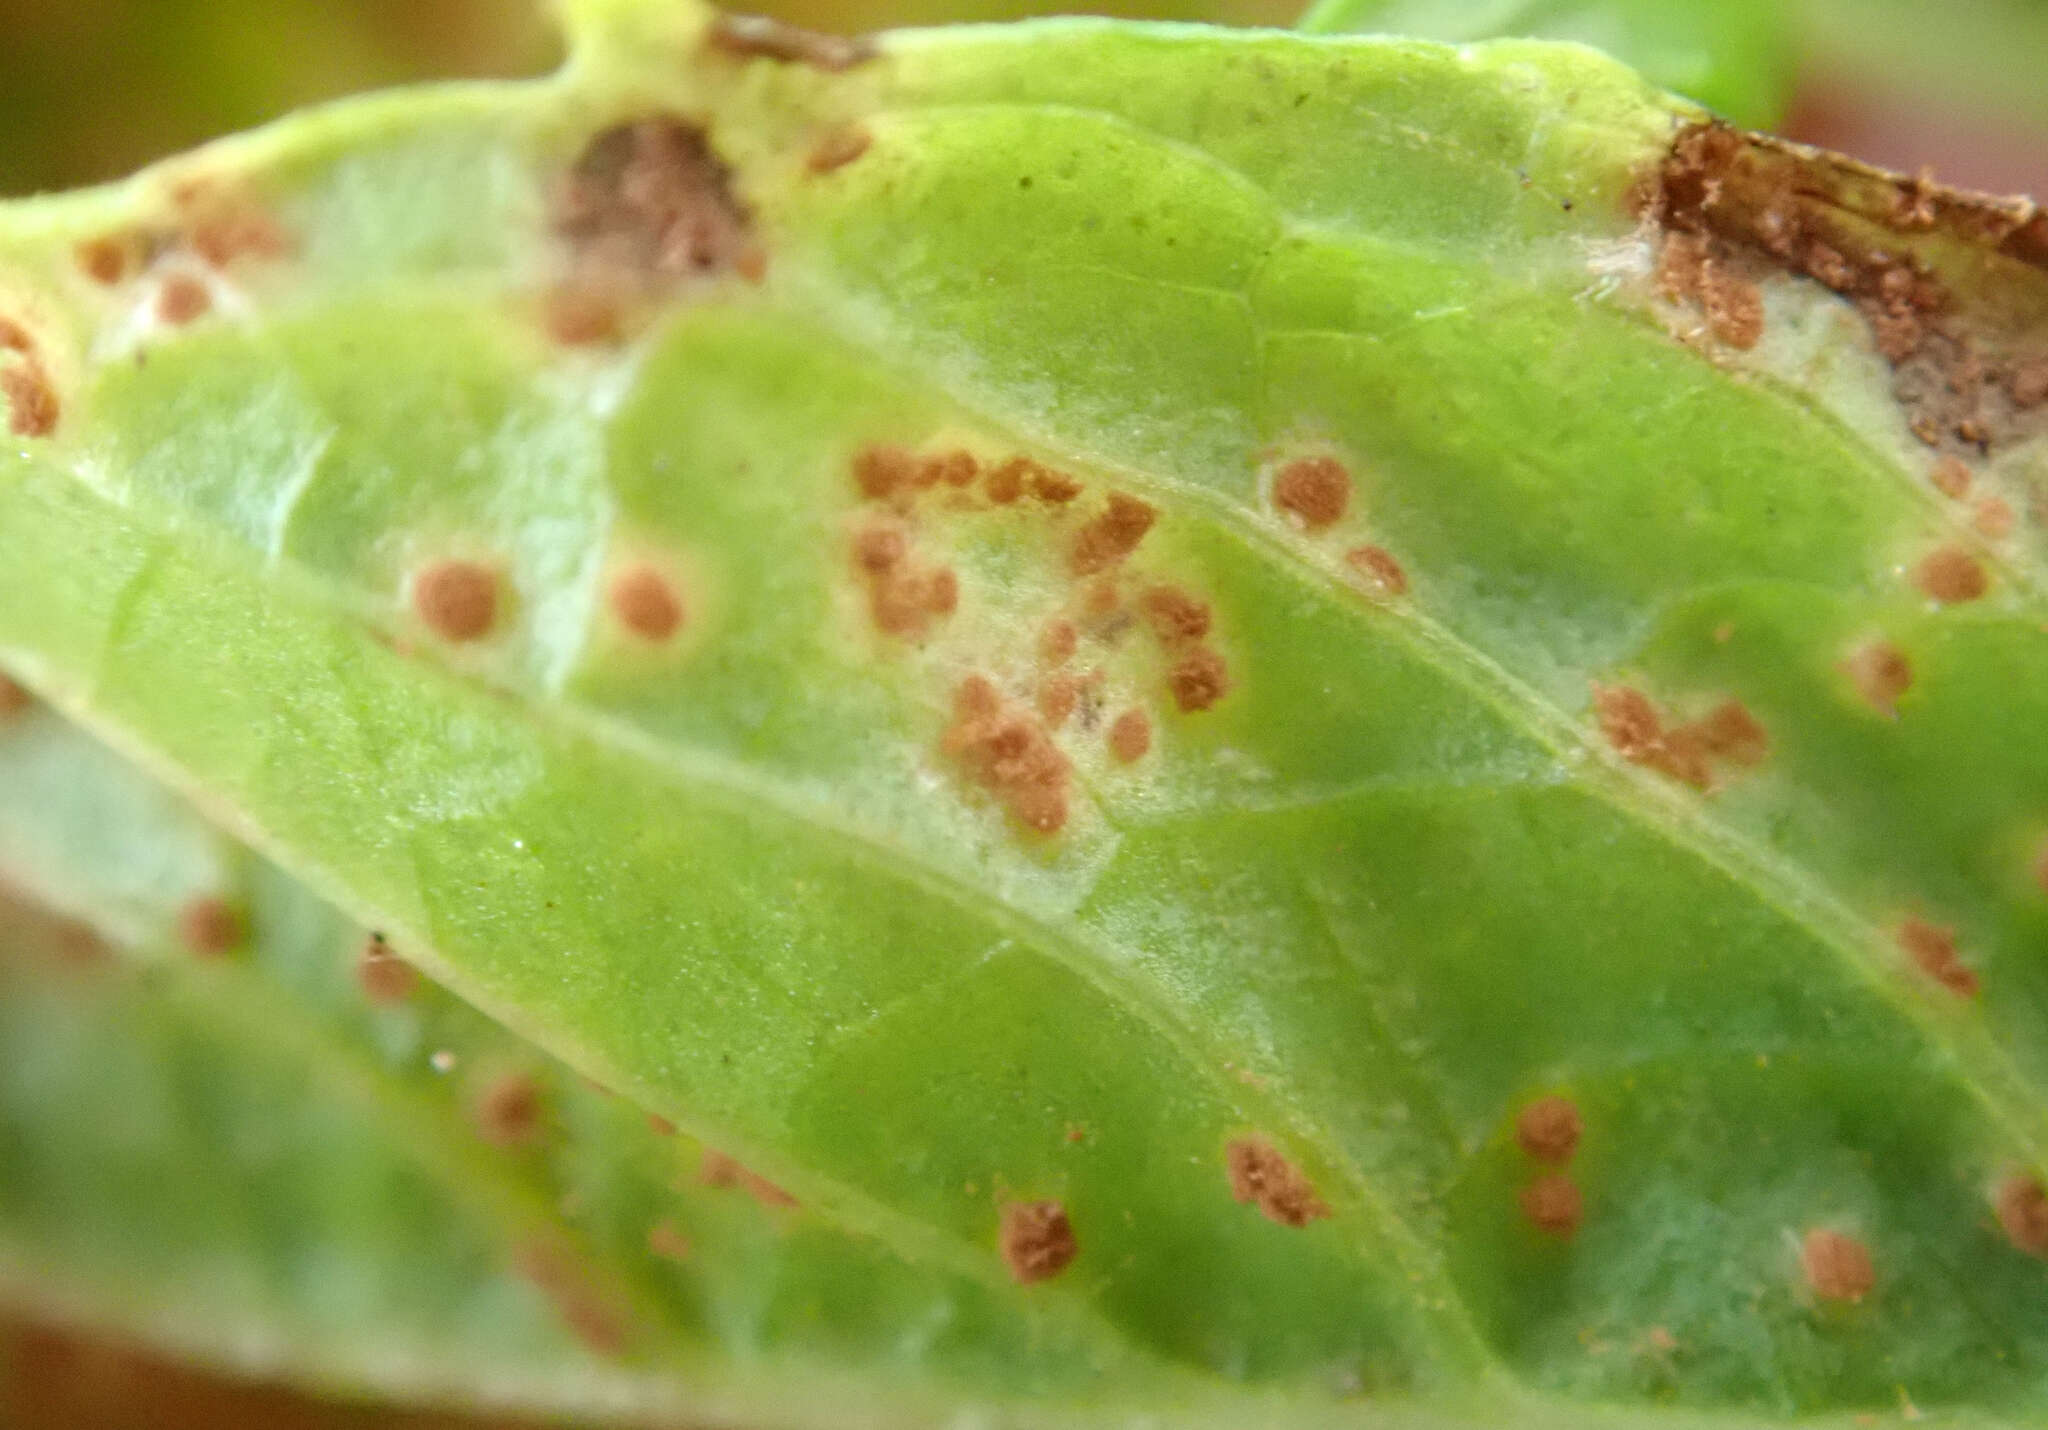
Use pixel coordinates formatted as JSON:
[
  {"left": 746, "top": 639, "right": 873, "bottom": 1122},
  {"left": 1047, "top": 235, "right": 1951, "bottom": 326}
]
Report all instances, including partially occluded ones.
[
  {"left": 0, "top": 0, "right": 2041, "bottom": 1423},
  {"left": 0, "top": 0, "right": 2043, "bottom": 200}
]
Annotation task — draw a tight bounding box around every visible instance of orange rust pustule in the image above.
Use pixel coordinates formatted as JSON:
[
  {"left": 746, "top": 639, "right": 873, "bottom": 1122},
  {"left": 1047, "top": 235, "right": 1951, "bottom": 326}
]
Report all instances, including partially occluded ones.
[
  {"left": 1140, "top": 586, "right": 1211, "bottom": 644},
  {"left": 1689, "top": 700, "right": 1769, "bottom": 767},
  {"left": 75, "top": 233, "right": 143, "bottom": 285},
  {"left": 853, "top": 443, "right": 918, "bottom": 501},
  {"left": 1346, "top": 544, "right": 1409, "bottom": 597},
  {"left": 700, "top": 1149, "right": 798, "bottom": 1209},
  {"left": 543, "top": 284, "right": 624, "bottom": 347},
  {"left": 943, "top": 675, "right": 1072, "bottom": 834},
  {"left": 1975, "top": 496, "right": 2016, "bottom": 539},
  {"left": 1039, "top": 618, "right": 1079, "bottom": 664},
  {"left": 1843, "top": 641, "right": 1913, "bottom": 714},
  {"left": 1931, "top": 455, "right": 1972, "bottom": 499},
  {"left": 1635, "top": 120, "right": 2048, "bottom": 454},
  {"left": 356, "top": 935, "right": 419, "bottom": 1005},
  {"left": 999, "top": 1200, "right": 1078, "bottom": 1283},
  {"left": 807, "top": 125, "right": 873, "bottom": 175},
  {"left": 412, "top": 559, "right": 500, "bottom": 642},
  {"left": 1271, "top": 455, "right": 1351, "bottom": 529},
  {"left": 177, "top": 898, "right": 244, "bottom": 958},
  {"left": 155, "top": 273, "right": 212, "bottom": 326},
  {"left": 1592, "top": 685, "right": 1708, "bottom": 788},
  {"left": 1108, "top": 708, "right": 1152, "bottom": 763},
  {"left": 2, "top": 360, "right": 58, "bottom": 439},
  {"left": 515, "top": 1244, "right": 627, "bottom": 1357},
  {"left": 1038, "top": 674, "right": 1079, "bottom": 728},
  {"left": 1802, "top": 1228, "right": 1875, "bottom": 1302},
  {"left": 706, "top": 14, "right": 877, "bottom": 71},
  {"left": 1515, "top": 1097, "right": 1582, "bottom": 1164},
  {"left": 1168, "top": 647, "right": 1231, "bottom": 714},
  {"left": 554, "top": 117, "right": 754, "bottom": 289},
  {"left": 920, "top": 449, "right": 979, "bottom": 490},
  {"left": 1996, "top": 1175, "right": 2048, "bottom": 1258},
  {"left": 1071, "top": 493, "right": 1157, "bottom": 576},
  {"left": 1899, "top": 917, "right": 1979, "bottom": 996},
  {"left": 610, "top": 564, "right": 686, "bottom": 642},
  {"left": 1520, "top": 1173, "right": 1582, "bottom": 1238},
  {"left": 1913, "top": 545, "right": 1989, "bottom": 603},
  {"left": 474, "top": 1073, "right": 544, "bottom": 1148},
  {"left": 1656, "top": 231, "right": 1764, "bottom": 349},
  {"left": 1226, "top": 1137, "right": 1330, "bottom": 1228}
]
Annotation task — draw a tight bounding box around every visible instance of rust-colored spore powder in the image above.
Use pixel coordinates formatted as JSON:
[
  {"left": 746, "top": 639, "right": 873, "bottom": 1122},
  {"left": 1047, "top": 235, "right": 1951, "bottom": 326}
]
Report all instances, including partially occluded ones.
[
  {"left": 1039, "top": 619, "right": 1078, "bottom": 664},
  {"left": 1913, "top": 546, "right": 1988, "bottom": 604},
  {"left": 554, "top": 117, "right": 754, "bottom": 286},
  {"left": 178, "top": 898, "right": 244, "bottom": 958},
  {"left": 1515, "top": 1097, "right": 1582, "bottom": 1164},
  {"left": 806, "top": 125, "right": 872, "bottom": 175},
  {"left": 155, "top": 273, "right": 211, "bottom": 326},
  {"left": 984, "top": 457, "right": 1031, "bottom": 505},
  {"left": 700, "top": 1149, "right": 799, "bottom": 1209},
  {"left": 853, "top": 443, "right": 918, "bottom": 501},
  {"left": 1140, "top": 586, "right": 1211, "bottom": 644},
  {"left": 1272, "top": 455, "right": 1351, "bottom": 530},
  {"left": 943, "top": 675, "right": 1072, "bottom": 834},
  {"left": 1168, "top": 647, "right": 1230, "bottom": 713},
  {"left": 474, "top": 1073, "right": 544, "bottom": 1148},
  {"left": 1698, "top": 258, "right": 1764, "bottom": 349},
  {"left": 1039, "top": 675, "right": 1079, "bottom": 729},
  {"left": 1995, "top": 1175, "right": 2048, "bottom": 1259},
  {"left": 75, "top": 234, "right": 139, "bottom": 286},
  {"left": 999, "top": 1199, "right": 1078, "bottom": 1283},
  {"left": 1594, "top": 685, "right": 1663, "bottom": 764},
  {"left": 413, "top": 560, "right": 499, "bottom": 643},
  {"left": 922, "top": 449, "right": 980, "bottom": 489},
  {"left": 1108, "top": 708, "right": 1152, "bottom": 763},
  {"left": 543, "top": 284, "right": 623, "bottom": 347},
  {"left": 609, "top": 564, "right": 686, "bottom": 642},
  {"left": 1843, "top": 641, "right": 1912, "bottom": 714},
  {"left": 356, "top": 936, "right": 418, "bottom": 1006},
  {"left": 1071, "top": 494, "right": 1157, "bottom": 576},
  {"left": 1226, "top": 1137, "right": 1331, "bottom": 1228},
  {"left": 1519, "top": 1173, "right": 1582, "bottom": 1239},
  {"left": 855, "top": 524, "right": 906, "bottom": 574},
  {"left": 1030, "top": 469, "right": 1084, "bottom": 505},
  {"left": 1975, "top": 496, "right": 2016, "bottom": 540},
  {"left": 1898, "top": 917, "right": 1979, "bottom": 997},
  {"left": 2, "top": 362, "right": 58, "bottom": 439},
  {"left": 1690, "top": 700, "right": 1769, "bottom": 767},
  {"left": 1346, "top": 545, "right": 1408, "bottom": 597},
  {"left": 1802, "top": 1228, "right": 1874, "bottom": 1302}
]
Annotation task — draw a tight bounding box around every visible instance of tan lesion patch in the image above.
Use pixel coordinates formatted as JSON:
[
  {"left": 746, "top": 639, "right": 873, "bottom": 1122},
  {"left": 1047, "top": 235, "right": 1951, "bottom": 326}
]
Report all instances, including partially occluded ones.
[
  {"left": 1897, "top": 916, "right": 1979, "bottom": 997},
  {"left": 1633, "top": 121, "right": 2048, "bottom": 459}
]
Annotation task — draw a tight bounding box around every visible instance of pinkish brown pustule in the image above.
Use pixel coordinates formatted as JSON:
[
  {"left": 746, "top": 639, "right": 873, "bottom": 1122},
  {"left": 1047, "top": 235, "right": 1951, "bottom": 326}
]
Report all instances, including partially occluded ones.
[
  {"left": 1913, "top": 545, "right": 1989, "bottom": 603},
  {"left": 1843, "top": 641, "right": 1912, "bottom": 714},
  {"left": 1975, "top": 496, "right": 2015, "bottom": 539},
  {"left": 0, "top": 674, "right": 30, "bottom": 719},
  {"left": 984, "top": 457, "right": 1029, "bottom": 505},
  {"left": 1038, "top": 674, "right": 1079, "bottom": 729},
  {"left": 943, "top": 675, "right": 1072, "bottom": 834},
  {"left": 1071, "top": 493, "right": 1157, "bottom": 576},
  {"left": 412, "top": 559, "right": 500, "bottom": 642},
  {"left": 609, "top": 564, "right": 686, "bottom": 643},
  {"left": 1930, "top": 455, "right": 1971, "bottom": 499},
  {"left": 1108, "top": 708, "right": 1152, "bottom": 763},
  {"left": 1168, "top": 647, "right": 1230, "bottom": 713},
  {"left": 1688, "top": 700, "right": 1769, "bottom": 767},
  {"left": 1515, "top": 1096, "right": 1582, "bottom": 1164},
  {"left": 853, "top": 443, "right": 918, "bottom": 501},
  {"left": 356, "top": 933, "right": 418, "bottom": 1005},
  {"left": 1346, "top": 545, "right": 1408, "bottom": 597},
  {"left": 1039, "top": 618, "right": 1078, "bottom": 665},
  {"left": 155, "top": 272, "right": 212, "bottom": 326},
  {"left": 1520, "top": 1173, "right": 1582, "bottom": 1239},
  {"left": 474, "top": 1072, "right": 544, "bottom": 1148},
  {"left": 1226, "top": 1137, "right": 1330, "bottom": 1228},
  {"left": 543, "top": 284, "right": 624, "bottom": 347},
  {"left": 919, "top": 449, "right": 979, "bottom": 490},
  {"left": 999, "top": 1200, "right": 1078, "bottom": 1283},
  {"left": 1140, "top": 585, "right": 1211, "bottom": 645},
  {"left": 1996, "top": 1175, "right": 2048, "bottom": 1258},
  {"left": 1898, "top": 917, "right": 1978, "bottom": 996},
  {"left": 75, "top": 232, "right": 143, "bottom": 286},
  {"left": 1271, "top": 455, "right": 1351, "bottom": 530},
  {"left": 700, "top": 1149, "right": 798, "bottom": 1209},
  {"left": 1801, "top": 1228, "right": 1874, "bottom": 1302},
  {"left": 1, "top": 357, "right": 58, "bottom": 439},
  {"left": 807, "top": 125, "right": 873, "bottom": 175}
]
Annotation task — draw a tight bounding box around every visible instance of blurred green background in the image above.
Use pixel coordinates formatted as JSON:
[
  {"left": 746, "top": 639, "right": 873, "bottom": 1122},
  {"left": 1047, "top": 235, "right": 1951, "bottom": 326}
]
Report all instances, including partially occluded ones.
[{"left": 0, "top": 0, "right": 2043, "bottom": 200}]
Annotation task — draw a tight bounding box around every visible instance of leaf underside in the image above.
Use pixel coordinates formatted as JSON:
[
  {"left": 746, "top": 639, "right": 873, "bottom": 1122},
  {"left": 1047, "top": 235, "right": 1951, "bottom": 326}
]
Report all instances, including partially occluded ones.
[{"left": 1, "top": 3, "right": 2046, "bottom": 1425}]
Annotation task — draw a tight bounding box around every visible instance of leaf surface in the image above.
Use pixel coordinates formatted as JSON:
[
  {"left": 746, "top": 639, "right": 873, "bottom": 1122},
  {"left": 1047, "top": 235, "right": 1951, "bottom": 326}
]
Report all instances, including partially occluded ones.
[{"left": 2, "top": 2, "right": 2048, "bottom": 1423}]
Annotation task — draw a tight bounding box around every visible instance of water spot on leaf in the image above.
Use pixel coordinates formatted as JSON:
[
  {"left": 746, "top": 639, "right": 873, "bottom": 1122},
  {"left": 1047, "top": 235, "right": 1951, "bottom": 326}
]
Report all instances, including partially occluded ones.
[
  {"left": 1271, "top": 455, "right": 1351, "bottom": 530},
  {"left": 1801, "top": 1228, "right": 1875, "bottom": 1303},
  {"left": 1995, "top": 1175, "right": 2048, "bottom": 1258},
  {"left": 177, "top": 898, "right": 244, "bottom": 958},
  {"left": 1898, "top": 917, "right": 1979, "bottom": 996},
  {"left": 411, "top": 560, "right": 499, "bottom": 643},
  {"left": 1516, "top": 1096, "right": 1582, "bottom": 1164},
  {"left": 1520, "top": 1173, "right": 1582, "bottom": 1239},
  {"left": 1108, "top": 708, "right": 1152, "bottom": 764},
  {"left": 999, "top": 1199, "right": 1078, "bottom": 1283},
  {"left": 1226, "top": 1137, "right": 1330, "bottom": 1228},
  {"left": 1912, "top": 546, "right": 1988, "bottom": 603},
  {"left": 609, "top": 564, "right": 686, "bottom": 643}
]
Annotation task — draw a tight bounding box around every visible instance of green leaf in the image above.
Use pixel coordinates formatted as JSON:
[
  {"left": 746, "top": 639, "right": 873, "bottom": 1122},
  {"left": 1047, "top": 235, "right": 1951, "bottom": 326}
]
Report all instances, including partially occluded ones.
[
  {"left": 2, "top": 2, "right": 2047, "bottom": 1423},
  {"left": 1295, "top": 0, "right": 1796, "bottom": 128}
]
